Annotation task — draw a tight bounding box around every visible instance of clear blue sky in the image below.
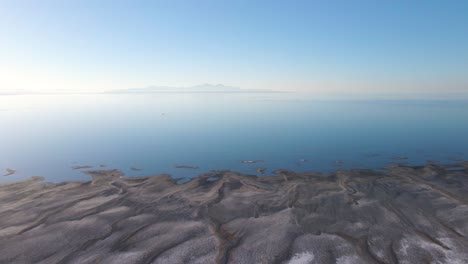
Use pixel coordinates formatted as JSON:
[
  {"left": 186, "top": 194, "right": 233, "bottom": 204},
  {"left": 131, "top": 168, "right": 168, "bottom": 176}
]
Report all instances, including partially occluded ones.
[{"left": 1, "top": 0, "right": 467, "bottom": 95}]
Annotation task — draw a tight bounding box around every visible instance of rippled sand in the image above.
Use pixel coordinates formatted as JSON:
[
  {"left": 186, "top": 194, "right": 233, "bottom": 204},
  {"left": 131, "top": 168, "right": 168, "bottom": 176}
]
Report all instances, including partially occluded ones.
[{"left": 1, "top": 162, "right": 468, "bottom": 263}]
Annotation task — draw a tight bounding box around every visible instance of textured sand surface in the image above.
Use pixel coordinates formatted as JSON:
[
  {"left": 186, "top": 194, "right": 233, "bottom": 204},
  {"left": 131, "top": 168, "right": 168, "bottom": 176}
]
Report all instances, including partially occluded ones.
[{"left": 1, "top": 162, "right": 468, "bottom": 263}]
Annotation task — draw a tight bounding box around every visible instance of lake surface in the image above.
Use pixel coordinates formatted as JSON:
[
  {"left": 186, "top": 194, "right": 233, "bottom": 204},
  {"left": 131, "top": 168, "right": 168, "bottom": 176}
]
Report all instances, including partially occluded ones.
[{"left": 1, "top": 93, "right": 467, "bottom": 182}]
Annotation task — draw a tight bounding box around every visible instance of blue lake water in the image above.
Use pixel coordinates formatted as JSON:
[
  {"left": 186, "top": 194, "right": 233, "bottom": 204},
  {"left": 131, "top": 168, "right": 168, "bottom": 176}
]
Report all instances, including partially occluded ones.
[{"left": 1, "top": 93, "right": 467, "bottom": 183}]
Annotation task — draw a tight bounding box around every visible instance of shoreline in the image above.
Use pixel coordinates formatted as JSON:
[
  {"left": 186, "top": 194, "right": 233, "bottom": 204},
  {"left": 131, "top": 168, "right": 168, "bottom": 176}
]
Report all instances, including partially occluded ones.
[
  {"left": 1, "top": 162, "right": 467, "bottom": 263},
  {"left": 2, "top": 159, "right": 467, "bottom": 184}
]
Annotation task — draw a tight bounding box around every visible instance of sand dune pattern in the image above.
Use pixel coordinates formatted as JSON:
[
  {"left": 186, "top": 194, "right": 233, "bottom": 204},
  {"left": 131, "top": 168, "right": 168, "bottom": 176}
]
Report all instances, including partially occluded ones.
[{"left": 0, "top": 162, "right": 468, "bottom": 263}]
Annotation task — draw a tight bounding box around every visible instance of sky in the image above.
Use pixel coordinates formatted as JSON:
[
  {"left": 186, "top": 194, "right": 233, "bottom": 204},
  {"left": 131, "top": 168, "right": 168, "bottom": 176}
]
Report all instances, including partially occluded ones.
[{"left": 1, "top": 0, "right": 468, "bottom": 96}]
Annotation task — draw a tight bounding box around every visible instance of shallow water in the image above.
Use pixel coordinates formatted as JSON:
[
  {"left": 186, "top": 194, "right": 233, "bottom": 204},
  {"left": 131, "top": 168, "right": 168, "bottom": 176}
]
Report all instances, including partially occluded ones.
[{"left": 1, "top": 93, "right": 467, "bottom": 182}]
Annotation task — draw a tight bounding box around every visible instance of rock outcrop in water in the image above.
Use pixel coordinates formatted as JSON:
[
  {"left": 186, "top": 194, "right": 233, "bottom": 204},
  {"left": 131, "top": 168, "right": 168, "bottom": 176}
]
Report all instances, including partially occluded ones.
[
  {"left": 2, "top": 168, "right": 16, "bottom": 176},
  {"left": 1, "top": 163, "right": 468, "bottom": 263}
]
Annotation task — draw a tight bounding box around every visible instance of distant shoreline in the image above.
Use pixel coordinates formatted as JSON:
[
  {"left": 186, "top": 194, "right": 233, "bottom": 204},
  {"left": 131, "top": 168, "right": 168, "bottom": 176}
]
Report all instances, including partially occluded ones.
[{"left": 2, "top": 160, "right": 466, "bottom": 185}]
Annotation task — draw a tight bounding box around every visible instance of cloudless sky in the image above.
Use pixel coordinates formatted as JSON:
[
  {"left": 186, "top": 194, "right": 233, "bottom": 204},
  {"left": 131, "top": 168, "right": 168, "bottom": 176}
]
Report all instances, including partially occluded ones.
[{"left": 1, "top": 0, "right": 468, "bottom": 95}]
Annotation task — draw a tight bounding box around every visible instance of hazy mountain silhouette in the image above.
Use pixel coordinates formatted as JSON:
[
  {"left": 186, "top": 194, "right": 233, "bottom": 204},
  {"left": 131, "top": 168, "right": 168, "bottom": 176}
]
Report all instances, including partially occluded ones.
[{"left": 106, "top": 84, "right": 279, "bottom": 94}]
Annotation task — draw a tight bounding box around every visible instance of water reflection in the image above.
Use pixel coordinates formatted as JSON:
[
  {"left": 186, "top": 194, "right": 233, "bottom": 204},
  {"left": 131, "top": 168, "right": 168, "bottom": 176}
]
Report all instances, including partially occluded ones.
[{"left": 1, "top": 93, "right": 467, "bottom": 182}]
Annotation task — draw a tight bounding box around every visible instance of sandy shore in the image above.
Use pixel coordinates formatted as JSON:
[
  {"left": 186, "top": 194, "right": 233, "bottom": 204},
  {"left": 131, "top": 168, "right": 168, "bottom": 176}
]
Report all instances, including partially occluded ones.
[{"left": 1, "top": 162, "right": 468, "bottom": 263}]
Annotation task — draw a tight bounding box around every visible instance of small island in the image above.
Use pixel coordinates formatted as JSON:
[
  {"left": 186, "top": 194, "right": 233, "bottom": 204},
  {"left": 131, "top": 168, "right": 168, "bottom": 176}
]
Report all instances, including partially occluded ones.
[
  {"left": 241, "top": 160, "right": 264, "bottom": 164},
  {"left": 71, "top": 165, "right": 93, "bottom": 170},
  {"left": 174, "top": 165, "right": 199, "bottom": 169},
  {"left": 2, "top": 168, "right": 16, "bottom": 176}
]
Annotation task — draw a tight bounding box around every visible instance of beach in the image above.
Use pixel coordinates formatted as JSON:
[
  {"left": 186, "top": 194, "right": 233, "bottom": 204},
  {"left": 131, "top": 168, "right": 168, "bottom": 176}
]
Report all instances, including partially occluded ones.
[{"left": 1, "top": 162, "right": 467, "bottom": 263}]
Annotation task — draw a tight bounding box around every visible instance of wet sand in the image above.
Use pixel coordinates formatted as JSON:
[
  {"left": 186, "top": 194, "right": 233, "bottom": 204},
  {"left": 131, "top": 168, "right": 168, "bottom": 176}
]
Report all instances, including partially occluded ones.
[{"left": 1, "top": 162, "right": 468, "bottom": 263}]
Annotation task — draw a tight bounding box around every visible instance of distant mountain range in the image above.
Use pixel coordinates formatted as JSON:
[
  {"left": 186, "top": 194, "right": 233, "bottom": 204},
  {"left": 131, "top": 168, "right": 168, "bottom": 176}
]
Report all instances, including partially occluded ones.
[
  {"left": 106, "top": 84, "right": 280, "bottom": 94},
  {"left": 0, "top": 89, "right": 31, "bottom": 95}
]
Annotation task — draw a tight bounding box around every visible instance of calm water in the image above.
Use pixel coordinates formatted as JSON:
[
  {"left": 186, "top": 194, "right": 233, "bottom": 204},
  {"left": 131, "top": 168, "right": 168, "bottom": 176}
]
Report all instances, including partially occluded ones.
[{"left": 1, "top": 93, "right": 467, "bottom": 182}]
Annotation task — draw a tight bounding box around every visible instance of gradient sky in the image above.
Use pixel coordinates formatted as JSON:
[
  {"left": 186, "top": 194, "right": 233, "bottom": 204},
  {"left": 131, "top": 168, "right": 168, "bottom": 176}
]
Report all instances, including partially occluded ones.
[{"left": 1, "top": 0, "right": 468, "bottom": 95}]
